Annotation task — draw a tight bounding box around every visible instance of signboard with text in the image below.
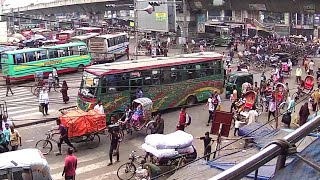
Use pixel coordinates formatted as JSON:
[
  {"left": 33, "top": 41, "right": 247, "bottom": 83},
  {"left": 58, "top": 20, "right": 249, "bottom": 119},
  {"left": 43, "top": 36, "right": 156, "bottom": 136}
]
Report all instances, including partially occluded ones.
[{"left": 137, "top": 0, "right": 176, "bottom": 32}]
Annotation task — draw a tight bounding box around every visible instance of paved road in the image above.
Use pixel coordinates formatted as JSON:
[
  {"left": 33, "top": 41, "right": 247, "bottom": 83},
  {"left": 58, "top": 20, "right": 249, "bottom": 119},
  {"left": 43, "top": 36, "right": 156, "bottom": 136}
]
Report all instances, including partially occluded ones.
[
  {"left": 0, "top": 46, "right": 318, "bottom": 179},
  {"left": 16, "top": 69, "right": 316, "bottom": 180}
]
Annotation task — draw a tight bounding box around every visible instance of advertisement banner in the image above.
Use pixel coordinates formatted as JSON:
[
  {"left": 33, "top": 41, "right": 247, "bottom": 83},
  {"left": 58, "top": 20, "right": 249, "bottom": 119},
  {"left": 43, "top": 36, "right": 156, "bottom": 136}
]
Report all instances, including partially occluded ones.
[{"left": 197, "top": 14, "right": 206, "bottom": 33}]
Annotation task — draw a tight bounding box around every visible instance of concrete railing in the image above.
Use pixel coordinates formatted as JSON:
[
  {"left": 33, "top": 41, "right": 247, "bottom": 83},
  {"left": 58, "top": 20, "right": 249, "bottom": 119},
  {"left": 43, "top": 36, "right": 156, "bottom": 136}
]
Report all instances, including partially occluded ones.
[{"left": 3, "top": 0, "right": 122, "bottom": 13}]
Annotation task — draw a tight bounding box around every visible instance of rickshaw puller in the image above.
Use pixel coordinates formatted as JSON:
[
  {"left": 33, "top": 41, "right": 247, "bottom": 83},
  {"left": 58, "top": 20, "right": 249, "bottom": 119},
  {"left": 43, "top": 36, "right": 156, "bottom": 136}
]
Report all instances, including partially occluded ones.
[{"left": 54, "top": 119, "right": 77, "bottom": 156}]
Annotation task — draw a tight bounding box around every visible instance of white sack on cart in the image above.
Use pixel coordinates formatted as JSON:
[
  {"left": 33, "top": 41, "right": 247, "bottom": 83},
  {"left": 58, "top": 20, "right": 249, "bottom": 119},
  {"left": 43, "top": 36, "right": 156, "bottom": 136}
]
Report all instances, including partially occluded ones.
[
  {"left": 176, "top": 145, "right": 194, "bottom": 154},
  {"left": 145, "top": 130, "right": 193, "bottom": 149},
  {"left": 141, "top": 143, "right": 178, "bottom": 158}
]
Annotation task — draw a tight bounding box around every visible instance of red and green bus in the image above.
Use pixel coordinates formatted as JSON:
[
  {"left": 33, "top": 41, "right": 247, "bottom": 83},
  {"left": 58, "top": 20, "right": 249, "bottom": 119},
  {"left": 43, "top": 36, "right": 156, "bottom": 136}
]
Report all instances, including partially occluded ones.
[{"left": 77, "top": 52, "right": 224, "bottom": 118}]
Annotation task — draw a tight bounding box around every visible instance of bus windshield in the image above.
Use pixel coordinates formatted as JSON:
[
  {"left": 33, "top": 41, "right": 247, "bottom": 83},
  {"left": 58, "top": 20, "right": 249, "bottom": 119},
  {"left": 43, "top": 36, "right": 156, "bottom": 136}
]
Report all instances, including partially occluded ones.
[{"left": 80, "top": 71, "right": 99, "bottom": 98}]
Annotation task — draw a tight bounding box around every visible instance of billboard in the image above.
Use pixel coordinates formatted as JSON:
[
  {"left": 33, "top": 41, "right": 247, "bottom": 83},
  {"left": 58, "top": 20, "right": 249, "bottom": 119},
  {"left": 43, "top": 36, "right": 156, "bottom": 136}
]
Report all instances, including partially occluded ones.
[{"left": 136, "top": 0, "right": 176, "bottom": 32}]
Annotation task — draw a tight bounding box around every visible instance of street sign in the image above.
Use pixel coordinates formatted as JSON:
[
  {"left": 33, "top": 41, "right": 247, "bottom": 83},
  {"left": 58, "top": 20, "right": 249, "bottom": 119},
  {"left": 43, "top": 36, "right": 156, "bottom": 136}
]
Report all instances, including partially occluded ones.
[{"left": 136, "top": 0, "right": 176, "bottom": 32}]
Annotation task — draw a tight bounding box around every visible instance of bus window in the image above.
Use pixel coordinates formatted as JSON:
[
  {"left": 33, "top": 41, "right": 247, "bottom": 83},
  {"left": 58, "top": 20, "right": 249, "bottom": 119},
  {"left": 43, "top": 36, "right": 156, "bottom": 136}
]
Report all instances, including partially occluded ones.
[
  {"left": 14, "top": 53, "right": 25, "bottom": 64},
  {"left": 204, "top": 62, "right": 214, "bottom": 75},
  {"left": 152, "top": 70, "right": 161, "bottom": 85},
  {"left": 26, "top": 52, "right": 36, "bottom": 62},
  {"left": 161, "top": 67, "right": 172, "bottom": 84},
  {"left": 37, "top": 51, "right": 48, "bottom": 60},
  {"left": 79, "top": 46, "right": 88, "bottom": 55},
  {"left": 69, "top": 46, "right": 78, "bottom": 56},
  {"left": 108, "top": 38, "right": 114, "bottom": 47},
  {"left": 48, "top": 50, "right": 59, "bottom": 59},
  {"left": 58, "top": 48, "right": 68, "bottom": 57},
  {"left": 119, "top": 36, "right": 124, "bottom": 44},
  {"left": 213, "top": 60, "right": 222, "bottom": 75},
  {"left": 141, "top": 70, "right": 152, "bottom": 86},
  {"left": 195, "top": 64, "right": 205, "bottom": 77}
]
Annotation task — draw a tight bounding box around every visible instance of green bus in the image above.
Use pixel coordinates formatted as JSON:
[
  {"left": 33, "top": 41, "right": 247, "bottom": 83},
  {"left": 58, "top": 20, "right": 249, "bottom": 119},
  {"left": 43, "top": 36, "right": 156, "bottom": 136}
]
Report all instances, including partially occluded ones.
[
  {"left": 1, "top": 42, "right": 91, "bottom": 80},
  {"left": 77, "top": 52, "right": 224, "bottom": 118}
]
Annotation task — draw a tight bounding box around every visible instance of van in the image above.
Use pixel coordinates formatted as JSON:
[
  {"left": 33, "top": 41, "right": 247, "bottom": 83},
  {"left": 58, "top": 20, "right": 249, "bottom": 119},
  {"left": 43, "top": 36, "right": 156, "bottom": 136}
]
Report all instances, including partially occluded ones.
[{"left": 0, "top": 149, "right": 52, "bottom": 180}]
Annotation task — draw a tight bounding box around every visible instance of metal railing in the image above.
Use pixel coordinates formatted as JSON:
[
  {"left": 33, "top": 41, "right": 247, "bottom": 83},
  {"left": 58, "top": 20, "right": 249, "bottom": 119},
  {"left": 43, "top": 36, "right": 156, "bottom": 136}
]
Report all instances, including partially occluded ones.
[{"left": 210, "top": 114, "right": 320, "bottom": 180}]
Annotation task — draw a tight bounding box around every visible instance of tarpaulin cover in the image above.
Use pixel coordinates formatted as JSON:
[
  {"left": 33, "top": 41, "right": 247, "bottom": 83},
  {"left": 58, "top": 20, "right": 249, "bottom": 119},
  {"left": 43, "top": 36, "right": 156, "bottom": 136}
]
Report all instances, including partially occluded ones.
[
  {"left": 271, "top": 138, "right": 320, "bottom": 180},
  {"left": 238, "top": 122, "right": 281, "bottom": 148},
  {"left": 60, "top": 109, "right": 106, "bottom": 138},
  {"left": 207, "top": 162, "right": 273, "bottom": 180}
]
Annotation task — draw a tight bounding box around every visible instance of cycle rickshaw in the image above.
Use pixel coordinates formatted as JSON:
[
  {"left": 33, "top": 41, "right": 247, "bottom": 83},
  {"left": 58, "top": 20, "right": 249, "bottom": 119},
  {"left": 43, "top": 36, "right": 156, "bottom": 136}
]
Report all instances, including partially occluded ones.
[
  {"left": 116, "top": 98, "right": 157, "bottom": 136},
  {"left": 292, "top": 75, "right": 315, "bottom": 101},
  {"left": 274, "top": 83, "right": 289, "bottom": 114}
]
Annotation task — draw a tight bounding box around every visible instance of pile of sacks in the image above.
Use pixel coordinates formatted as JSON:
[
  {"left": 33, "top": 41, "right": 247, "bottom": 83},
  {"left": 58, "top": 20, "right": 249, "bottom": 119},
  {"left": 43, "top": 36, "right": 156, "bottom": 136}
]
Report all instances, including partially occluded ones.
[{"left": 141, "top": 130, "right": 194, "bottom": 159}]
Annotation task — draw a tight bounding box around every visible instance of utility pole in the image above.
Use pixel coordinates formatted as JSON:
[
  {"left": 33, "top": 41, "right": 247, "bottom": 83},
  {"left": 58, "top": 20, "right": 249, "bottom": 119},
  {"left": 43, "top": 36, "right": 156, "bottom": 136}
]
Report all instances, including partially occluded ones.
[
  {"left": 18, "top": 8, "right": 21, "bottom": 32},
  {"left": 134, "top": 0, "right": 138, "bottom": 60},
  {"left": 182, "top": 0, "right": 188, "bottom": 43}
]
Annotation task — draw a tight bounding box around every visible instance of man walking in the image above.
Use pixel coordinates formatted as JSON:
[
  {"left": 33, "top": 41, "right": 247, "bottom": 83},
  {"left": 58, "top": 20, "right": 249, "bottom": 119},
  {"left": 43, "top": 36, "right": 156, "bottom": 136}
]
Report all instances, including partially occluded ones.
[
  {"left": 205, "top": 94, "right": 215, "bottom": 126},
  {"left": 55, "top": 119, "right": 77, "bottom": 156},
  {"left": 39, "top": 88, "right": 50, "bottom": 116},
  {"left": 62, "top": 148, "right": 77, "bottom": 180},
  {"left": 5, "top": 75, "right": 13, "bottom": 97},
  {"left": 108, "top": 128, "right": 120, "bottom": 166},
  {"left": 197, "top": 132, "right": 214, "bottom": 161},
  {"left": 177, "top": 107, "right": 187, "bottom": 131}
]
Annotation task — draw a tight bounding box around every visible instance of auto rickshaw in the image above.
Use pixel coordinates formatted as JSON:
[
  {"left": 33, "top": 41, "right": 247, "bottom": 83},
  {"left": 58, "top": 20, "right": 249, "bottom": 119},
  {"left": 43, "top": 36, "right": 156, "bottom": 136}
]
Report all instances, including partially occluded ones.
[{"left": 225, "top": 72, "right": 253, "bottom": 99}]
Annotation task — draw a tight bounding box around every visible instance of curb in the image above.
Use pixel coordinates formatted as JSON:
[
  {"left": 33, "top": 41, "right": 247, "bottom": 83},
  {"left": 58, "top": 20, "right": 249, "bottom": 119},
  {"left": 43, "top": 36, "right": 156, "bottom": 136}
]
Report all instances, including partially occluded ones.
[{"left": 15, "top": 117, "right": 58, "bottom": 129}]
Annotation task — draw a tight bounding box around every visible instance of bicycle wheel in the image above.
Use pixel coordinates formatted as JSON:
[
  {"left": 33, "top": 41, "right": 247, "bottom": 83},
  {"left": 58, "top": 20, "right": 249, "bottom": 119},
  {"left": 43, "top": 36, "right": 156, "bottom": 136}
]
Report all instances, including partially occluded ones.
[
  {"left": 86, "top": 134, "right": 100, "bottom": 149},
  {"left": 30, "top": 85, "right": 35, "bottom": 94},
  {"left": 35, "top": 140, "right": 52, "bottom": 155},
  {"left": 34, "top": 87, "right": 40, "bottom": 97},
  {"left": 117, "top": 163, "right": 136, "bottom": 180},
  {"left": 279, "top": 102, "right": 288, "bottom": 115}
]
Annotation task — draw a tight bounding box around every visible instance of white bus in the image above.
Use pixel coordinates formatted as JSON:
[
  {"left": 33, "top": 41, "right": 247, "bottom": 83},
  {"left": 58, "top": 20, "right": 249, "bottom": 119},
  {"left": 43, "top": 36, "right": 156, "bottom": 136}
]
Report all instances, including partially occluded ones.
[
  {"left": 70, "top": 33, "right": 100, "bottom": 45},
  {"left": 76, "top": 27, "right": 102, "bottom": 36},
  {"left": 89, "top": 32, "right": 129, "bottom": 63}
]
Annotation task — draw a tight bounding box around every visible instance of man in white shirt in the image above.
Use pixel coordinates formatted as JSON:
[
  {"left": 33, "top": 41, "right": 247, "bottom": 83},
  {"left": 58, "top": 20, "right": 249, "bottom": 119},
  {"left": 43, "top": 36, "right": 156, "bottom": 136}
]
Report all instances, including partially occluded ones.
[
  {"left": 296, "top": 65, "right": 302, "bottom": 83},
  {"left": 205, "top": 94, "right": 215, "bottom": 126},
  {"left": 39, "top": 88, "right": 50, "bottom": 116},
  {"left": 52, "top": 67, "right": 59, "bottom": 85},
  {"left": 94, "top": 101, "right": 104, "bottom": 114},
  {"left": 248, "top": 106, "right": 259, "bottom": 125},
  {"left": 1, "top": 115, "right": 13, "bottom": 131},
  {"left": 308, "top": 60, "right": 315, "bottom": 75}
]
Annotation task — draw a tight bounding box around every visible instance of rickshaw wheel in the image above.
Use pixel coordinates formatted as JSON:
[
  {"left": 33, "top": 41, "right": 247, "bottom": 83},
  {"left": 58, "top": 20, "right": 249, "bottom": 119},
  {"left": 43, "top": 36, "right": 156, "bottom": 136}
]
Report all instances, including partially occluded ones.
[
  {"left": 86, "top": 134, "right": 100, "bottom": 149},
  {"left": 186, "top": 95, "right": 197, "bottom": 106},
  {"left": 145, "top": 121, "right": 156, "bottom": 134}
]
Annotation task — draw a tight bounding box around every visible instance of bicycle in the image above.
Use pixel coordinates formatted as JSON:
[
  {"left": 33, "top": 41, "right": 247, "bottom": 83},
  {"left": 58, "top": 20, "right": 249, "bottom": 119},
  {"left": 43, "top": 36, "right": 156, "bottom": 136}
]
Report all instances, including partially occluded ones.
[
  {"left": 35, "top": 130, "right": 101, "bottom": 155},
  {"left": 30, "top": 84, "right": 42, "bottom": 97},
  {"left": 117, "top": 151, "right": 143, "bottom": 180}
]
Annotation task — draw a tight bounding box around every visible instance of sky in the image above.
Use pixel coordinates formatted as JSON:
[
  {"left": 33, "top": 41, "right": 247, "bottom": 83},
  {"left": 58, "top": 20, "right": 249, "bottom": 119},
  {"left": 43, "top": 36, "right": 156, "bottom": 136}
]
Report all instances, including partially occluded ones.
[{"left": 3, "top": 0, "right": 56, "bottom": 8}]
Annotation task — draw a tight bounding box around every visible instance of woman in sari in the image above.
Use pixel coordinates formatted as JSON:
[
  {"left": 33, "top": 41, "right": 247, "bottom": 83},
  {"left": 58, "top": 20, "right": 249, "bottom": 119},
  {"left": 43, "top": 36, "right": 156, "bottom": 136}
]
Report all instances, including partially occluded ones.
[{"left": 61, "top": 81, "right": 69, "bottom": 104}]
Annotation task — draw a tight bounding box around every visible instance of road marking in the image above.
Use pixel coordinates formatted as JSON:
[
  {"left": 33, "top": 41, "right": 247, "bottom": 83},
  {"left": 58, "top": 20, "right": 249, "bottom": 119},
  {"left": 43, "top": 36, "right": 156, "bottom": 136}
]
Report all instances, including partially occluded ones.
[
  {"left": 24, "top": 139, "right": 34, "bottom": 143},
  {"left": 8, "top": 107, "right": 39, "bottom": 115},
  {"left": 51, "top": 160, "right": 114, "bottom": 180},
  {"left": 3, "top": 96, "right": 36, "bottom": 103},
  {"left": 19, "top": 121, "right": 56, "bottom": 130},
  {"left": 50, "top": 152, "right": 107, "bottom": 170},
  {"left": 11, "top": 110, "right": 57, "bottom": 120}
]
